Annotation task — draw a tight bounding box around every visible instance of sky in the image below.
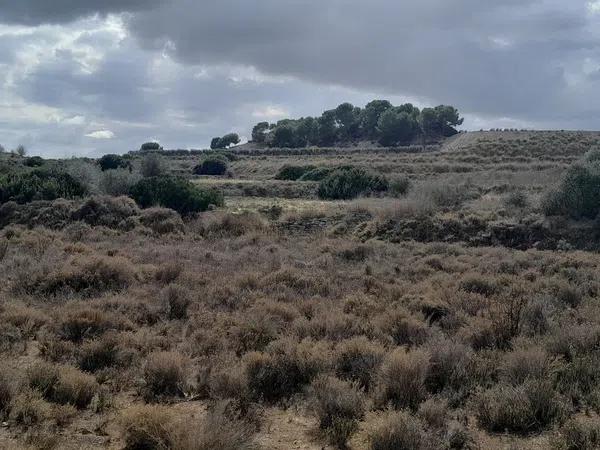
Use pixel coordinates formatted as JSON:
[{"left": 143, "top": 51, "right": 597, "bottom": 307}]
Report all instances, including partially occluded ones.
[{"left": 0, "top": 1, "right": 600, "bottom": 157}]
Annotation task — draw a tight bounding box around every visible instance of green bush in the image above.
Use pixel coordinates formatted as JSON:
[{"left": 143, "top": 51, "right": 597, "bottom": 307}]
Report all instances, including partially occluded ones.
[
  {"left": 275, "top": 165, "right": 316, "bottom": 181},
  {"left": 317, "top": 167, "right": 389, "bottom": 200},
  {"left": 542, "top": 160, "right": 600, "bottom": 219},
  {"left": 98, "top": 154, "right": 130, "bottom": 172},
  {"left": 389, "top": 177, "right": 411, "bottom": 197},
  {"left": 24, "top": 156, "right": 45, "bottom": 167},
  {"left": 0, "top": 170, "right": 86, "bottom": 204},
  {"left": 193, "top": 156, "right": 229, "bottom": 176},
  {"left": 129, "top": 176, "right": 223, "bottom": 216}
]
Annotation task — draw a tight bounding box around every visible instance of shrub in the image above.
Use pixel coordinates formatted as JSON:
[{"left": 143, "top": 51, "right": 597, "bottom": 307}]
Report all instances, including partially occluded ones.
[
  {"left": 552, "top": 417, "right": 600, "bottom": 450},
  {"left": 140, "top": 153, "right": 165, "bottom": 178},
  {"left": 99, "top": 169, "right": 140, "bottom": 196},
  {"left": 59, "top": 308, "right": 128, "bottom": 342},
  {"left": 425, "top": 340, "right": 472, "bottom": 394},
  {"left": 542, "top": 161, "right": 600, "bottom": 219},
  {"left": 139, "top": 207, "right": 184, "bottom": 234},
  {"left": 193, "top": 156, "right": 228, "bottom": 176},
  {"left": 475, "top": 380, "right": 566, "bottom": 433},
  {"left": 77, "top": 334, "right": 121, "bottom": 372},
  {"left": 389, "top": 177, "right": 411, "bottom": 197},
  {"left": 504, "top": 191, "right": 529, "bottom": 209},
  {"left": 9, "top": 390, "right": 49, "bottom": 425},
  {"left": 120, "top": 404, "right": 176, "bottom": 449},
  {"left": 129, "top": 176, "right": 224, "bottom": 216},
  {"left": 417, "top": 397, "right": 448, "bottom": 429},
  {"left": 335, "top": 337, "right": 384, "bottom": 391},
  {"left": 0, "top": 169, "right": 86, "bottom": 204},
  {"left": 275, "top": 165, "right": 316, "bottom": 181},
  {"left": 499, "top": 346, "right": 552, "bottom": 385},
  {"left": 161, "top": 285, "right": 191, "bottom": 320},
  {"left": 24, "top": 156, "right": 44, "bottom": 167},
  {"left": 0, "top": 369, "right": 15, "bottom": 417},
  {"left": 142, "top": 351, "right": 189, "bottom": 399},
  {"left": 375, "top": 348, "right": 430, "bottom": 410},
  {"left": 244, "top": 339, "right": 326, "bottom": 403},
  {"left": 27, "top": 362, "right": 60, "bottom": 397},
  {"left": 309, "top": 375, "right": 365, "bottom": 448},
  {"left": 98, "top": 154, "right": 130, "bottom": 172},
  {"left": 175, "top": 402, "right": 257, "bottom": 450},
  {"left": 52, "top": 365, "right": 99, "bottom": 408},
  {"left": 72, "top": 196, "right": 140, "bottom": 228},
  {"left": 28, "top": 363, "right": 98, "bottom": 409},
  {"left": 318, "top": 167, "right": 389, "bottom": 200},
  {"left": 376, "top": 310, "right": 430, "bottom": 347},
  {"left": 194, "top": 212, "right": 269, "bottom": 238},
  {"left": 368, "top": 410, "right": 425, "bottom": 450},
  {"left": 23, "top": 256, "right": 135, "bottom": 298}
]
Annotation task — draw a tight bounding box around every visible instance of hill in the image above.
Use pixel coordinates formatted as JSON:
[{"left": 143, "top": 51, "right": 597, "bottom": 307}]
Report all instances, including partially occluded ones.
[{"left": 0, "top": 130, "right": 600, "bottom": 449}]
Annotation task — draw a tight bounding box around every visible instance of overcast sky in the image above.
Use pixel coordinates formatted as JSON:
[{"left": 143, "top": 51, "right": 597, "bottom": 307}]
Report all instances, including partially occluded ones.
[{"left": 1, "top": 1, "right": 600, "bottom": 157}]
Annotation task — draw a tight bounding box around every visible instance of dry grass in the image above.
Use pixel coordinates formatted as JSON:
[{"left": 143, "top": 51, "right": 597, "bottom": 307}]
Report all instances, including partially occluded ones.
[{"left": 1, "top": 132, "right": 600, "bottom": 448}]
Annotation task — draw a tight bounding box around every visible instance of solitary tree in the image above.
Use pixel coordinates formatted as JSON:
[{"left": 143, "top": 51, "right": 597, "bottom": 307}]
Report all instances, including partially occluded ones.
[{"left": 15, "top": 145, "right": 26, "bottom": 157}]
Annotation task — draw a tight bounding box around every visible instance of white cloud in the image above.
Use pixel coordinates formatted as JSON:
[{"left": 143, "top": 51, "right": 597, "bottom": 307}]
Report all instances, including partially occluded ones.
[
  {"left": 251, "top": 105, "right": 288, "bottom": 120},
  {"left": 588, "top": 1, "right": 600, "bottom": 14},
  {"left": 85, "top": 129, "right": 114, "bottom": 139}
]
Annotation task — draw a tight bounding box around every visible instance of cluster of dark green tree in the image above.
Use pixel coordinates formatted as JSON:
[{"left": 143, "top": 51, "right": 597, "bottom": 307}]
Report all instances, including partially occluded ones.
[
  {"left": 252, "top": 101, "right": 463, "bottom": 148},
  {"left": 210, "top": 133, "right": 240, "bottom": 149}
]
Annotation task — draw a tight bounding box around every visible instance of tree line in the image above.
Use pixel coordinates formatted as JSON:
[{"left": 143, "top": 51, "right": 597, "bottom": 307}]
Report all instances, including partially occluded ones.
[{"left": 251, "top": 101, "right": 463, "bottom": 148}]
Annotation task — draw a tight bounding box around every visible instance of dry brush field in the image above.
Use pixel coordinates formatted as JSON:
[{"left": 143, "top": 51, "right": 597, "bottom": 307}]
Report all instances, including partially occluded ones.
[{"left": 1, "top": 131, "right": 600, "bottom": 449}]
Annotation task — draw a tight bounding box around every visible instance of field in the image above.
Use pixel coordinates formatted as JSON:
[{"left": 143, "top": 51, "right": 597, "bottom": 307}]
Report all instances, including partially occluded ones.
[{"left": 1, "top": 130, "right": 600, "bottom": 449}]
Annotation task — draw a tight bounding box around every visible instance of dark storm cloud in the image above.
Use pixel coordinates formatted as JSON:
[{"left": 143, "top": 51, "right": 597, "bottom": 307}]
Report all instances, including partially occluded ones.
[
  {"left": 126, "top": 0, "right": 598, "bottom": 120},
  {"left": 0, "top": 0, "right": 160, "bottom": 25},
  {"left": 0, "top": 0, "right": 599, "bottom": 157}
]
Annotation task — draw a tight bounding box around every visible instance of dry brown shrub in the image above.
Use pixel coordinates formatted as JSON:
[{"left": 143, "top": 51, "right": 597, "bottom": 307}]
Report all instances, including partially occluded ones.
[
  {"left": 192, "top": 211, "right": 269, "bottom": 238},
  {"left": 375, "top": 348, "right": 430, "bottom": 410},
  {"left": 0, "top": 369, "right": 16, "bottom": 417},
  {"left": 20, "top": 255, "right": 135, "bottom": 297},
  {"left": 77, "top": 333, "right": 121, "bottom": 372},
  {"left": 335, "top": 336, "right": 385, "bottom": 391},
  {"left": 309, "top": 375, "right": 365, "bottom": 448},
  {"left": 139, "top": 207, "right": 185, "bottom": 234},
  {"left": 72, "top": 196, "right": 140, "bottom": 228},
  {"left": 120, "top": 404, "right": 176, "bottom": 450},
  {"left": 9, "top": 390, "right": 50, "bottom": 426},
  {"left": 375, "top": 309, "right": 430, "bottom": 347},
  {"left": 142, "top": 351, "right": 190, "bottom": 399},
  {"left": 154, "top": 262, "right": 183, "bottom": 285},
  {"left": 417, "top": 397, "right": 448, "bottom": 430},
  {"left": 161, "top": 284, "right": 192, "bottom": 320},
  {"left": 58, "top": 307, "right": 131, "bottom": 342},
  {"left": 366, "top": 409, "right": 425, "bottom": 450},
  {"left": 244, "top": 338, "right": 329, "bottom": 403},
  {"left": 52, "top": 365, "right": 98, "bottom": 409},
  {"left": 499, "top": 346, "right": 554, "bottom": 385},
  {"left": 475, "top": 380, "right": 567, "bottom": 433}
]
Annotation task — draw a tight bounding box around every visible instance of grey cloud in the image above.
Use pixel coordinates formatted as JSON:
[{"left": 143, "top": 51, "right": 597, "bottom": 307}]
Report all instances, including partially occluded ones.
[
  {"left": 1, "top": 0, "right": 600, "bottom": 158},
  {"left": 0, "top": 0, "right": 160, "bottom": 25}
]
